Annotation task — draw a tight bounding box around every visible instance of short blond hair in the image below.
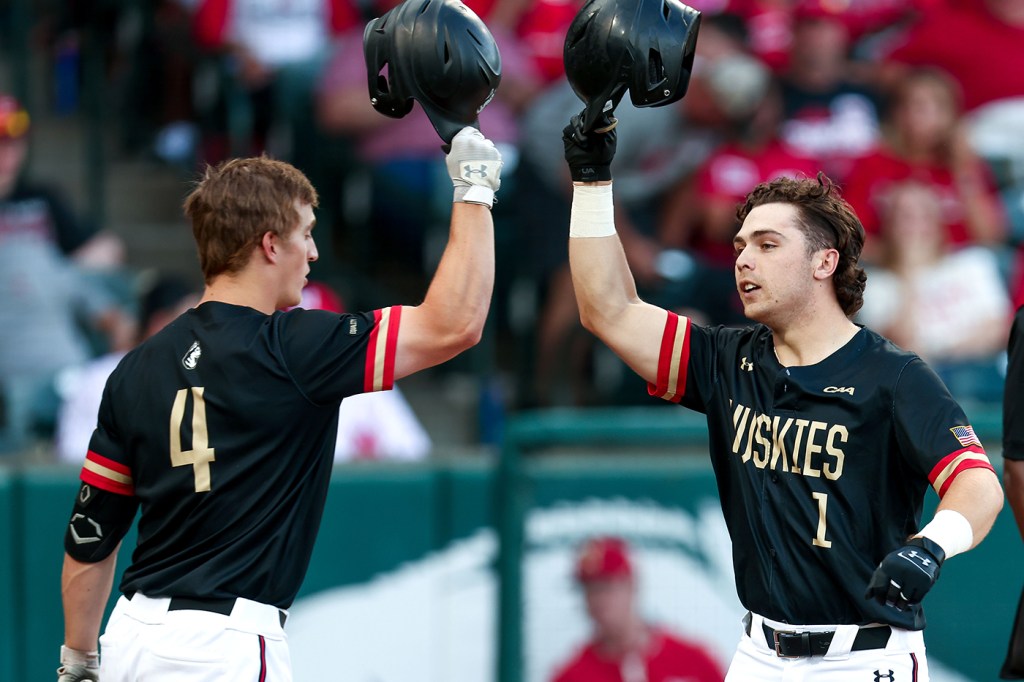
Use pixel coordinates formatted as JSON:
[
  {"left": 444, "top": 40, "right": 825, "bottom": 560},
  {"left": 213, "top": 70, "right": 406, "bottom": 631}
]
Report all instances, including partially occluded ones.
[{"left": 184, "top": 156, "right": 318, "bottom": 282}]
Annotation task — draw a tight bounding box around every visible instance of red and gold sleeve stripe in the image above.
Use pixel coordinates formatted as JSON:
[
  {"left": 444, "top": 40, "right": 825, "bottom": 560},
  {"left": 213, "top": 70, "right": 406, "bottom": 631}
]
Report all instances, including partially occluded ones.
[
  {"left": 929, "top": 446, "right": 993, "bottom": 497},
  {"left": 647, "top": 311, "right": 690, "bottom": 403},
  {"left": 364, "top": 306, "right": 401, "bottom": 392},
  {"left": 81, "top": 450, "right": 134, "bottom": 496}
]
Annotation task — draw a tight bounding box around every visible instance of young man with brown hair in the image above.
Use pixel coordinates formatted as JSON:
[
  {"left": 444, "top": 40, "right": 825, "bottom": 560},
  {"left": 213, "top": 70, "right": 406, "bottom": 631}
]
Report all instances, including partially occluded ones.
[
  {"left": 562, "top": 120, "right": 1003, "bottom": 680},
  {"left": 57, "top": 126, "right": 501, "bottom": 681}
]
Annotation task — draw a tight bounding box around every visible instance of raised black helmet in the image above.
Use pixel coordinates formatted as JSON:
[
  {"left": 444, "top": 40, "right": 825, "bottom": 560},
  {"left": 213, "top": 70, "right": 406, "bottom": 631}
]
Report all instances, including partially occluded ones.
[
  {"left": 364, "top": 0, "right": 502, "bottom": 144},
  {"left": 563, "top": 0, "right": 701, "bottom": 134}
]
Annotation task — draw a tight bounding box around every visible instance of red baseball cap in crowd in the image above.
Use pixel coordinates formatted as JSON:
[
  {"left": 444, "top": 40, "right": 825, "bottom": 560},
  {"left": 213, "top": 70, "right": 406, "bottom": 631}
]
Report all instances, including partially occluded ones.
[
  {"left": 575, "top": 537, "right": 633, "bottom": 583},
  {"left": 0, "top": 95, "right": 30, "bottom": 140}
]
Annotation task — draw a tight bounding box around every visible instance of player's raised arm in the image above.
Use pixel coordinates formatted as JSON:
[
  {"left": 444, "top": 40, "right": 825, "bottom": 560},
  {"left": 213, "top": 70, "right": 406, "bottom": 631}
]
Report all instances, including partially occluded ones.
[
  {"left": 393, "top": 127, "right": 500, "bottom": 380},
  {"left": 563, "top": 117, "right": 675, "bottom": 386}
]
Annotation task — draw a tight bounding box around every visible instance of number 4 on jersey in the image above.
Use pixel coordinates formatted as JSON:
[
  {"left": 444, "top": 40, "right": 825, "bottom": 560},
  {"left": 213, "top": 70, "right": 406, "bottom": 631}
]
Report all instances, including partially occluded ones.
[{"left": 170, "top": 387, "right": 216, "bottom": 492}]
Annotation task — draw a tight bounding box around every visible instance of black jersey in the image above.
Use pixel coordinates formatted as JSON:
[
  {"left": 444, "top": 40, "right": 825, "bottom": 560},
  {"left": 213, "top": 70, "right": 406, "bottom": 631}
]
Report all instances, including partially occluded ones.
[
  {"left": 649, "top": 313, "right": 992, "bottom": 630},
  {"left": 79, "top": 302, "right": 402, "bottom": 608},
  {"left": 1004, "top": 306, "right": 1024, "bottom": 461}
]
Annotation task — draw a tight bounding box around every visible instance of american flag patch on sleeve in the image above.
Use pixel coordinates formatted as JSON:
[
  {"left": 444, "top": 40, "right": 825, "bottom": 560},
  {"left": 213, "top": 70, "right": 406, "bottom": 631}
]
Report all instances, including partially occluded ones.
[{"left": 950, "top": 425, "right": 982, "bottom": 448}]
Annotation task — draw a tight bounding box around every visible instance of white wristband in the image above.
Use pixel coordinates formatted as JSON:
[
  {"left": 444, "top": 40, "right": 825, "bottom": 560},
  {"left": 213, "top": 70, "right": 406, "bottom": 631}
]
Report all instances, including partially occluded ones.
[
  {"left": 454, "top": 185, "right": 494, "bottom": 208},
  {"left": 570, "top": 184, "right": 616, "bottom": 238},
  {"left": 61, "top": 645, "right": 100, "bottom": 668},
  {"left": 918, "top": 509, "right": 973, "bottom": 559}
]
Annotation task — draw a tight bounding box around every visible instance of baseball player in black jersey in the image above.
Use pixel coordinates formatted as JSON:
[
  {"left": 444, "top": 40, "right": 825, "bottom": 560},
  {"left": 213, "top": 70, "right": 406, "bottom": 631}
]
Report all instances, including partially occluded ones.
[
  {"left": 1002, "top": 305, "right": 1024, "bottom": 678},
  {"left": 560, "top": 118, "right": 1003, "bottom": 679},
  {"left": 56, "top": 125, "right": 502, "bottom": 682}
]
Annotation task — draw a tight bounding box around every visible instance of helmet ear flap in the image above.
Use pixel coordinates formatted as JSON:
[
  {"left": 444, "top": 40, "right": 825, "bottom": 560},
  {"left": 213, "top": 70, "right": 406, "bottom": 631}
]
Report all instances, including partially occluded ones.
[{"left": 363, "top": 18, "right": 416, "bottom": 119}]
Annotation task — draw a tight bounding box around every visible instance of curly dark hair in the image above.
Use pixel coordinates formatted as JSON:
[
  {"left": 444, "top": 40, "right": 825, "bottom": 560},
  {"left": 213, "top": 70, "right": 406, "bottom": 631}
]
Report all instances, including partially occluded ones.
[{"left": 736, "top": 172, "right": 867, "bottom": 317}]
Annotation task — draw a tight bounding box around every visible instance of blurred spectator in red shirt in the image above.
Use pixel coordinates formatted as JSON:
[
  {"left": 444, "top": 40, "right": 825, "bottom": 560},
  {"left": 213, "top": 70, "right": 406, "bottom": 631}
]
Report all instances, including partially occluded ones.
[
  {"left": 883, "top": 0, "right": 1024, "bottom": 114},
  {"left": 550, "top": 537, "right": 726, "bottom": 682},
  {"left": 777, "top": 1, "right": 882, "bottom": 183},
  {"left": 843, "top": 67, "right": 1006, "bottom": 262}
]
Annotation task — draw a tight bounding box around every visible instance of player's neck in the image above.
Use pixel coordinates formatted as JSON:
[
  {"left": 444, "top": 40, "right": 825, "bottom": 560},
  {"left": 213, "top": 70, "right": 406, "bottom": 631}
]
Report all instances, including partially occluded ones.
[
  {"left": 200, "top": 271, "right": 278, "bottom": 315},
  {"left": 772, "top": 311, "right": 859, "bottom": 367}
]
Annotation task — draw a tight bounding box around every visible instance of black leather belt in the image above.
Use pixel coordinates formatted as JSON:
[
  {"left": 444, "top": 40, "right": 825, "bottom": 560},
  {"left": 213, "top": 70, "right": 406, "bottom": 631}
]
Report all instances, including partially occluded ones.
[
  {"left": 167, "top": 596, "right": 287, "bottom": 627},
  {"left": 745, "top": 613, "right": 891, "bottom": 658}
]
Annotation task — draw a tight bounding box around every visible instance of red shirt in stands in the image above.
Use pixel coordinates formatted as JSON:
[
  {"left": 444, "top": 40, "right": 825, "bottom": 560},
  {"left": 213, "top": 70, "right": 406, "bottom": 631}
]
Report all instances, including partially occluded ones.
[
  {"left": 551, "top": 627, "right": 725, "bottom": 682},
  {"left": 887, "top": 1, "right": 1024, "bottom": 112},
  {"left": 842, "top": 147, "right": 1002, "bottom": 246},
  {"left": 692, "top": 139, "right": 819, "bottom": 264}
]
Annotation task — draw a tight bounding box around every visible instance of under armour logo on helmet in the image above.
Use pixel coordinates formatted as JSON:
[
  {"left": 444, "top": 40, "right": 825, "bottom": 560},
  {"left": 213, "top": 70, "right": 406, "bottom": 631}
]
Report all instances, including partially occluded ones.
[
  {"left": 462, "top": 164, "right": 489, "bottom": 179},
  {"left": 874, "top": 670, "right": 894, "bottom": 682}
]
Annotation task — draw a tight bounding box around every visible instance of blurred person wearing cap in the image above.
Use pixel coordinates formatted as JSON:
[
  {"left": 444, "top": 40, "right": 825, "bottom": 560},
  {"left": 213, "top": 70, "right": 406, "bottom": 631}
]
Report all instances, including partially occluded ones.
[
  {"left": 0, "top": 95, "right": 133, "bottom": 453},
  {"left": 550, "top": 537, "right": 726, "bottom": 682}
]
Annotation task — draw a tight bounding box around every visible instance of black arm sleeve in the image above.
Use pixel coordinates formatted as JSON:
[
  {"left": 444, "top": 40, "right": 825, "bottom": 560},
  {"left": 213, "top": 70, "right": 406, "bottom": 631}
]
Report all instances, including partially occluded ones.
[{"left": 64, "top": 483, "right": 139, "bottom": 562}]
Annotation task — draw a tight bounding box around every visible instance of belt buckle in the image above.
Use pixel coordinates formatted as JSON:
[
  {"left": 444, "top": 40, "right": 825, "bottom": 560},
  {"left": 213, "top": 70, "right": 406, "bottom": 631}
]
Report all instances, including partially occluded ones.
[{"left": 772, "top": 629, "right": 803, "bottom": 659}]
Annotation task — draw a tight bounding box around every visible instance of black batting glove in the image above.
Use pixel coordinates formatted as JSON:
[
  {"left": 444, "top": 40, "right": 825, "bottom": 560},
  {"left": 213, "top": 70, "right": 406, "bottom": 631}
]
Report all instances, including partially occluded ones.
[
  {"left": 865, "top": 536, "right": 945, "bottom": 611},
  {"left": 562, "top": 112, "right": 617, "bottom": 183}
]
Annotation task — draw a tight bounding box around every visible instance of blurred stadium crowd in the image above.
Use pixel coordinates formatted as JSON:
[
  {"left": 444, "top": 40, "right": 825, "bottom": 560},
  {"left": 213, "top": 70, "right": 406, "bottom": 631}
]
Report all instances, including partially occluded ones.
[{"left": 1, "top": 0, "right": 1024, "bottom": 457}]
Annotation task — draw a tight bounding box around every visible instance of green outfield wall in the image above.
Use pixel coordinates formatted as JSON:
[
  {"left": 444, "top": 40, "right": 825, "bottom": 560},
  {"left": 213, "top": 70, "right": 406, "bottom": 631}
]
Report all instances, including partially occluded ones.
[{"left": 0, "top": 407, "right": 1016, "bottom": 681}]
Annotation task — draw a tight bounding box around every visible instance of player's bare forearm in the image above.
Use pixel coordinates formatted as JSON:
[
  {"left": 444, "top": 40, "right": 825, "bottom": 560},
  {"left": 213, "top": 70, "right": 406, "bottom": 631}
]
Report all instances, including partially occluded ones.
[
  {"left": 394, "top": 202, "right": 495, "bottom": 379},
  {"left": 1004, "top": 459, "right": 1024, "bottom": 542},
  {"left": 568, "top": 220, "right": 666, "bottom": 385},
  {"left": 929, "top": 467, "right": 1004, "bottom": 549},
  {"left": 62, "top": 548, "right": 118, "bottom": 651}
]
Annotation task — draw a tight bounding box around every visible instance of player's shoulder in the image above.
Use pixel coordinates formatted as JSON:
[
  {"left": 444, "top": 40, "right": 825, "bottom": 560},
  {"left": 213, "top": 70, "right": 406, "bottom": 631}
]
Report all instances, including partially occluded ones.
[
  {"left": 692, "top": 320, "right": 767, "bottom": 344},
  {"left": 856, "top": 326, "right": 920, "bottom": 367}
]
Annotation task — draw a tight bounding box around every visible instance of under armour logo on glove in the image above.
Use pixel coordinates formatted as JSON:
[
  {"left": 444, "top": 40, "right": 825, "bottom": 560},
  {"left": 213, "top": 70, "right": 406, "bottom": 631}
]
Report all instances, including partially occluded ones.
[
  {"left": 865, "top": 536, "right": 945, "bottom": 611},
  {"left": 446, "top": 127, "right": 502, "bottom": 207},
  {"left": 462, "top": 164, "right": 490, "bottom": 179},
  {"left": 898, "top": 548, "right": 936, "bottom": 571}
]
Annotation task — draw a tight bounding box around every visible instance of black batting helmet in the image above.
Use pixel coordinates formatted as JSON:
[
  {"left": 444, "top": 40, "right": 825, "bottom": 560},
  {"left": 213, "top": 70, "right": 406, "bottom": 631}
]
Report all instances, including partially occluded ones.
[
  {"left": 364, "top": 0, "right": 502, "bottom": 144},
  {"left": 563, "top": 0, "right": 701, "bottom": 134}
]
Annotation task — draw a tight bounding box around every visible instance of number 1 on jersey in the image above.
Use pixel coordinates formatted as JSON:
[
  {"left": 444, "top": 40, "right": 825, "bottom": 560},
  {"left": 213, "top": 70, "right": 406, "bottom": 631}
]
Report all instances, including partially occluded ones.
[
  {"left": 170, "top": 387, "right": 216, "bottom": 492},
  {"left": 811, "top": 492, "right": 832, "bottom": 548}
]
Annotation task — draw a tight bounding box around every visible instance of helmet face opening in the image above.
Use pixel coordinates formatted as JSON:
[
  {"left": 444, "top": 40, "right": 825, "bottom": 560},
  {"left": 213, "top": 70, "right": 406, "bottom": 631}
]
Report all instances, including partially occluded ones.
[
  {"left": 363, "top": 0, "right": 502, "bottom": 144},
  {"left": 563, "top": 0, "right": 701, "bottom": 133}
]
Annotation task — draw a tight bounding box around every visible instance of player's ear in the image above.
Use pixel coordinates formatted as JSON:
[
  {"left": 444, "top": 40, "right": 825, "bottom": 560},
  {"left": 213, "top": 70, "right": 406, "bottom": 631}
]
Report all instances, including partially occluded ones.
[
  {"left": 813, "top": 248, "right": 840, "bottom": 280},
  {"left": 260, "top": 231, "right": 279, "bottom": 263}
]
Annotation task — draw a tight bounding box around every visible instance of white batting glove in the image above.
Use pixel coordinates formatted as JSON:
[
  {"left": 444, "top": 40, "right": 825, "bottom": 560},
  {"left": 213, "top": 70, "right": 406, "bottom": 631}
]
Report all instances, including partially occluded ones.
[
  {"left": 57, "top": 646, "right": 99, "bottom": 682},
  {"left": 446, "top": 126, "right": 502, "bottom": 208}
]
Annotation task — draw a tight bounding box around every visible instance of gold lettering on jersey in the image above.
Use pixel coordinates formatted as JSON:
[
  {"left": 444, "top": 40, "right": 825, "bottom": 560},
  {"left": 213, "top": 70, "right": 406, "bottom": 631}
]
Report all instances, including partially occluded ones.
[
  {"left": 729, "top": 403, "right": 848, "bottom": 482},
  {"left": 801, "top": 421, "right": 825, "bottom": 478},
  {"left": 732, "top": 403, "right": 752, "bottom": 462},
  {"left": 790, "top": 419, "right": 809, "bottom": 474},
  {"left": 823, "top": 426, "right": 847, "bottom": 480},
  {"left": 752, "top": 414, "right": 771, "bottom": 468},
  {"left": 769, "top": 416, "right": 792, "bottom": 470}
]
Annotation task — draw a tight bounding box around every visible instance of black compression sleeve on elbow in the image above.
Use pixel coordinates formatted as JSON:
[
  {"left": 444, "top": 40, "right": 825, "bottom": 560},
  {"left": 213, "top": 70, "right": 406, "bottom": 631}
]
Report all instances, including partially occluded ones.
[{"left": 64, "top": 483, "right": 139, "bottom": 562}]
